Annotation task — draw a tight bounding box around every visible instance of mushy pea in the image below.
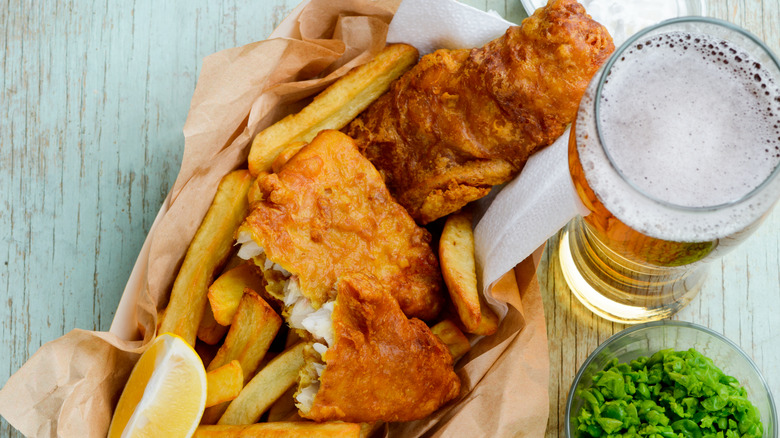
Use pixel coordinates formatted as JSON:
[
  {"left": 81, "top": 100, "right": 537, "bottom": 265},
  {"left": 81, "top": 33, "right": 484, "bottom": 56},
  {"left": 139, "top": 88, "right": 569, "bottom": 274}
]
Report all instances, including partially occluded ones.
[{"left": 574, "top": 348, "right": 763, "bottom": 438}]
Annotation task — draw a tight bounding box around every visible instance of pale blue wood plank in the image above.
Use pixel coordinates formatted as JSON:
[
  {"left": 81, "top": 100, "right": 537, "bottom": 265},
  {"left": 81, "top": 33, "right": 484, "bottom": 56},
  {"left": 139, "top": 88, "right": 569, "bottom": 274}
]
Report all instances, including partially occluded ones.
[
  {"left": 2, "top": 1, "right": 779, "bottom": 437},
  {"left": 1, "top": 1, "right": 303, "bottom": 436},
  {"left": 537, "top": 0, "right": 780, "bottom": 435}
]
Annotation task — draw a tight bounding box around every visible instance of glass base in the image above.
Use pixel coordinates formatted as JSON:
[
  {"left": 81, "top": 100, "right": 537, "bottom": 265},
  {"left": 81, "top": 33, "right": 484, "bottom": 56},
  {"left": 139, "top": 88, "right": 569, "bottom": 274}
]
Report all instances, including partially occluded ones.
[{"left": 558, "top": 217, "right": 708, "bottom": 324}]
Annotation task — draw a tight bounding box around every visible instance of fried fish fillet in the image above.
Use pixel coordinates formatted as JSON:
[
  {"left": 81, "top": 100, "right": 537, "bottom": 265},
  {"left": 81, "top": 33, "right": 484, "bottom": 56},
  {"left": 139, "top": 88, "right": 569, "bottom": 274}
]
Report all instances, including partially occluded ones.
[
  {"left": 296, "top": 273, "right": 460, "bottom": 423},
  {"left": 347, "top": 0, "right": 614, "bottom": 223},
  {"left": 236, "top": 129, "right": 444, "bottom": 321}
]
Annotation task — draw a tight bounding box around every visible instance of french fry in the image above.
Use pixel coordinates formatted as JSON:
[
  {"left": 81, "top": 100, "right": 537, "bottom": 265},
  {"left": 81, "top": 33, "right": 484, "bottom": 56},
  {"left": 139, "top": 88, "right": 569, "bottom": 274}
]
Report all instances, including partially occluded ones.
[
  {"left": 431, "top": 319, "right": 471, "bottom": 361},
  {"left": 247, "top": 43, "right": 419, "bottom": 176},
  {"left": 206, "top": 360, "right": 243, "bottom": 408},
  {"left": 201, "top": 290, "right": 283, "bottom": 424},
  {"left": 194, "top": 422, "right": 361, "bottom": 438},
  {"left": 198, "top": 304, "right": 229, "bottom": 345},
  {"left": 218, "top": 342, "right": 306, "bottom": 425},
  {"left": 208, "top": 289, "right": 282, "bottom": 382},
  {"left": 439, "top": 210, "right": 480, "bottom": 330},
  {"left": 208, "top": 262, "right": 267, "bottom": 326},
  {"left": 159, "top": 170, "right": 253, "bottom": 345},
  {"left": 439, "top": 210, "right": 499, "bottom": 335},
  {"left": 267, "top": 386, "right": 300, "bottom": 422},
  {"left": 472, "top": 301, "right": 500, "bottom": 336},
  {"left": 271, "top": 140, "right": 307, "bottom": 173}
]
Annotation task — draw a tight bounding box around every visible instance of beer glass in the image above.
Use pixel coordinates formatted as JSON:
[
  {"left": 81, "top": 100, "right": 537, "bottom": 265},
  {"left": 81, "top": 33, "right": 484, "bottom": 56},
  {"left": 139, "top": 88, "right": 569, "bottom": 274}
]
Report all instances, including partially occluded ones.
[{"left": 559, "top": 17, "right": 780, "bottom": 323}]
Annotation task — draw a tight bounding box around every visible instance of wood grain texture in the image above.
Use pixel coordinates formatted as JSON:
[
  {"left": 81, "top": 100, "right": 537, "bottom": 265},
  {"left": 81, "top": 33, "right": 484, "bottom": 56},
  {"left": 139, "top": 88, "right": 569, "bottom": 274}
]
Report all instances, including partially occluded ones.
[
  {"left": 542, "top": 4, "right": 780, "bottom": 437},
  {"left": 0, "top": 1, "right": 297, "bottom": 436},
  {"left": 1, "top": 1, "right": 777, "bottom": 437}
]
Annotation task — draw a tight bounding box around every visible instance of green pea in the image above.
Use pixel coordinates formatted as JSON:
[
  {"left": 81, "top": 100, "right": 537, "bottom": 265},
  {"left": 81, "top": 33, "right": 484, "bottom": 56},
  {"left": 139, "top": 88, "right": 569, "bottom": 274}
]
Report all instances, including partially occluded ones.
[{"left": 573, "top": 349, "right": 763, "bottom": 438}]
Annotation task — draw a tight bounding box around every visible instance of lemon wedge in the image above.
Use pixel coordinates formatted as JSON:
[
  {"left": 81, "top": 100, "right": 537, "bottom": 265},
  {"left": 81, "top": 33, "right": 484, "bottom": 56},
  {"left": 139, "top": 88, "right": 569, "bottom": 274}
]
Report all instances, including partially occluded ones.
[{"left": 108, "top": 333, "right": 207, "bottom": 438}]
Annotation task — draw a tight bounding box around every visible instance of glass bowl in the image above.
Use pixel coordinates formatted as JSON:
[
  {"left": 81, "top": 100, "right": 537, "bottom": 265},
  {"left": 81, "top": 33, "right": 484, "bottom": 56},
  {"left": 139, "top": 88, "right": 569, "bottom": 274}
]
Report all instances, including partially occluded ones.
[{"left": 565, "top": 320, "right": 777, "bottom": 437}]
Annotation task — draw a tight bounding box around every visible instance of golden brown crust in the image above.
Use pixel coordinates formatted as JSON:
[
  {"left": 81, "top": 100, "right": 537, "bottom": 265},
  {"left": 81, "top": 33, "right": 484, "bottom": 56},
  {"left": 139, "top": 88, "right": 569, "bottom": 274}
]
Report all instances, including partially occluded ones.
[
  {"left": 304, "top": 273, "right": 460, "bottom": 423},
  {"left": 239, "top": 130, "right": 444, "bottom": 320},
  {"left": 348, "top": 0, "right": 614, "bottom": 223}
]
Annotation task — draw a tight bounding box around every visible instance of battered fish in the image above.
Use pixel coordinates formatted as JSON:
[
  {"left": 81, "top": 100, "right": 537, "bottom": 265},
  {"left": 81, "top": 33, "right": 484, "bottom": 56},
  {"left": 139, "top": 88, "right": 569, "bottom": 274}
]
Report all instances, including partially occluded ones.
[
  {"left": 348, "top": 0, "right": 614, "bottom": 223},
  {"left": 295, "top": 273, "right": 460, "bottom": 423},
  {"left": 236, "top": 129, "right": 444, "bottom": 321}
]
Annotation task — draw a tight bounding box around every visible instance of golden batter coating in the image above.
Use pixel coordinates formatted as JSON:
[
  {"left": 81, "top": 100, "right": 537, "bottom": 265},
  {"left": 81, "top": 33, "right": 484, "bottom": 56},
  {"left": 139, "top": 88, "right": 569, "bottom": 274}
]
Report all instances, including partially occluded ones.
[
  {"left": 238, "top": 129, "right": 444, "bottom": 321},
  {"left": 348, "top": 0, "right": 614, "bottom": 223},
  {"left": 302, "top": 273, "right": 460, "bottom": 423}
]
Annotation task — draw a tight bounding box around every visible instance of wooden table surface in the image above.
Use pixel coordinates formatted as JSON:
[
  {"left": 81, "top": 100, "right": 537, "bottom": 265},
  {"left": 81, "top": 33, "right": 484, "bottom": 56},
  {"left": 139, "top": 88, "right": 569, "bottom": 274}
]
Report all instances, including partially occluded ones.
[{"left": 2, "top": 0, "right": 778, "bottom": 436}]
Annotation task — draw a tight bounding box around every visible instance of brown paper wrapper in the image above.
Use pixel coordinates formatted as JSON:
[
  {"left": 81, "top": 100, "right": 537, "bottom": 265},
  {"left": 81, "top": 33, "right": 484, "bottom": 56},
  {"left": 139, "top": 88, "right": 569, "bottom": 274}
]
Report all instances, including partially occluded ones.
[{"left": 0, "top": 1, "right": 549, "bottom": 436}]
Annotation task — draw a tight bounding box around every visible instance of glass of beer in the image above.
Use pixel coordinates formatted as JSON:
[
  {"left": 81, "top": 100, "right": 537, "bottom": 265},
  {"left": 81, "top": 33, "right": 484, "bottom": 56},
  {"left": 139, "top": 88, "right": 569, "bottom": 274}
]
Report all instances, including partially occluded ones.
[{"left": 559, "top": 17, "right": 780, "bottom": 323}]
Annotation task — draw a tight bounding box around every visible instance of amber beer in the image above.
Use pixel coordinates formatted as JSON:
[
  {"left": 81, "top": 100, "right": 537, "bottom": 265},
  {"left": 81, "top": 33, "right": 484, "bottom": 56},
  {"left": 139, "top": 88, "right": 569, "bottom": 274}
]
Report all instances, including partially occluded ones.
[{"left": 559, "top": 18, "right": 780, "bottom": 323}]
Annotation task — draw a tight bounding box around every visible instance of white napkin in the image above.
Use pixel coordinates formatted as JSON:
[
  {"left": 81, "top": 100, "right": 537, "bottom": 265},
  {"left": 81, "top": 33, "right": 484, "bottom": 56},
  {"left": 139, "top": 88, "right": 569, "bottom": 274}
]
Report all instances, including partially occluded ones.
[
  {"left": 475, "top": 130, "right": 589, "bottom": 294},
  {"left": 387, "top": 0, "right": 589, "bottom": 308},
  {"left": 387, "top": 0, "right": 513, "bottom": 55}
]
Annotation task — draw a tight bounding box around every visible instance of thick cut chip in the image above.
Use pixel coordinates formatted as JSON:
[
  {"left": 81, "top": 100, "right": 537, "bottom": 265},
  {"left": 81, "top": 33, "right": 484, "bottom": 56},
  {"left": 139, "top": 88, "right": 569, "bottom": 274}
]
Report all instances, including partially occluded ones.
[
  {"left": 208, "top": 262, "right": 267, "bottom": 326},
  {"left": 472, "top": 305, "right": 500, "bottom": 336},
  {"left": 198, "top": 304, "right": 229, "bottom": 345},
  {"left": 218, "top": 343, "right": 306, "bottom": 425},
  {"left": 238, "top": 130, "right": 444, "bottom": 320},
  {"left": 247, "top": 43, "right": 419, "bottom": 176},
  {"left": 194, "top": 422, "right": 361, "bottom": 438},
  {"left": 208, "top": 290, "right": 282, "bottom": 383},
  {"left": 431, "top": 319, "right": 471, "bottom": 361},
  {"left": 205, "top": 360, "right": 243, "bottom": 408},
  {"left": 299, "top": 273, "right": 460, "bottom": 423},
  {"left": 439, "top": 210, "right": 498, "bottom": 335},
  {"left": 440, "top": 210, "right": 481, "bottom": 331},
  {"left": 160, "top": 170, "right": 253, "bottom": 345}
]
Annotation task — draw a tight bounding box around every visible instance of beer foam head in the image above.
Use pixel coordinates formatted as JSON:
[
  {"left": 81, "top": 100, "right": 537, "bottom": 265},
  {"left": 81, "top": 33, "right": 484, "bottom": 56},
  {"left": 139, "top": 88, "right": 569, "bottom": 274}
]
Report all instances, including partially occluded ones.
[
  {"left": 576, "top": 24, "right": 780, "bottom": 242},
  {"left": 599, "top": 32, "right": 780, "bottom": 209}
]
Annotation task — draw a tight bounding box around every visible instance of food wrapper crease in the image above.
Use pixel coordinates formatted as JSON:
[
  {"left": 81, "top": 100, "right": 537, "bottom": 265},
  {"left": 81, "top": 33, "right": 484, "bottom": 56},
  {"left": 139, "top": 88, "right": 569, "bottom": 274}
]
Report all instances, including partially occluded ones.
[{"left": 0, "top": 0, "right": 550, "bottom": 436}]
